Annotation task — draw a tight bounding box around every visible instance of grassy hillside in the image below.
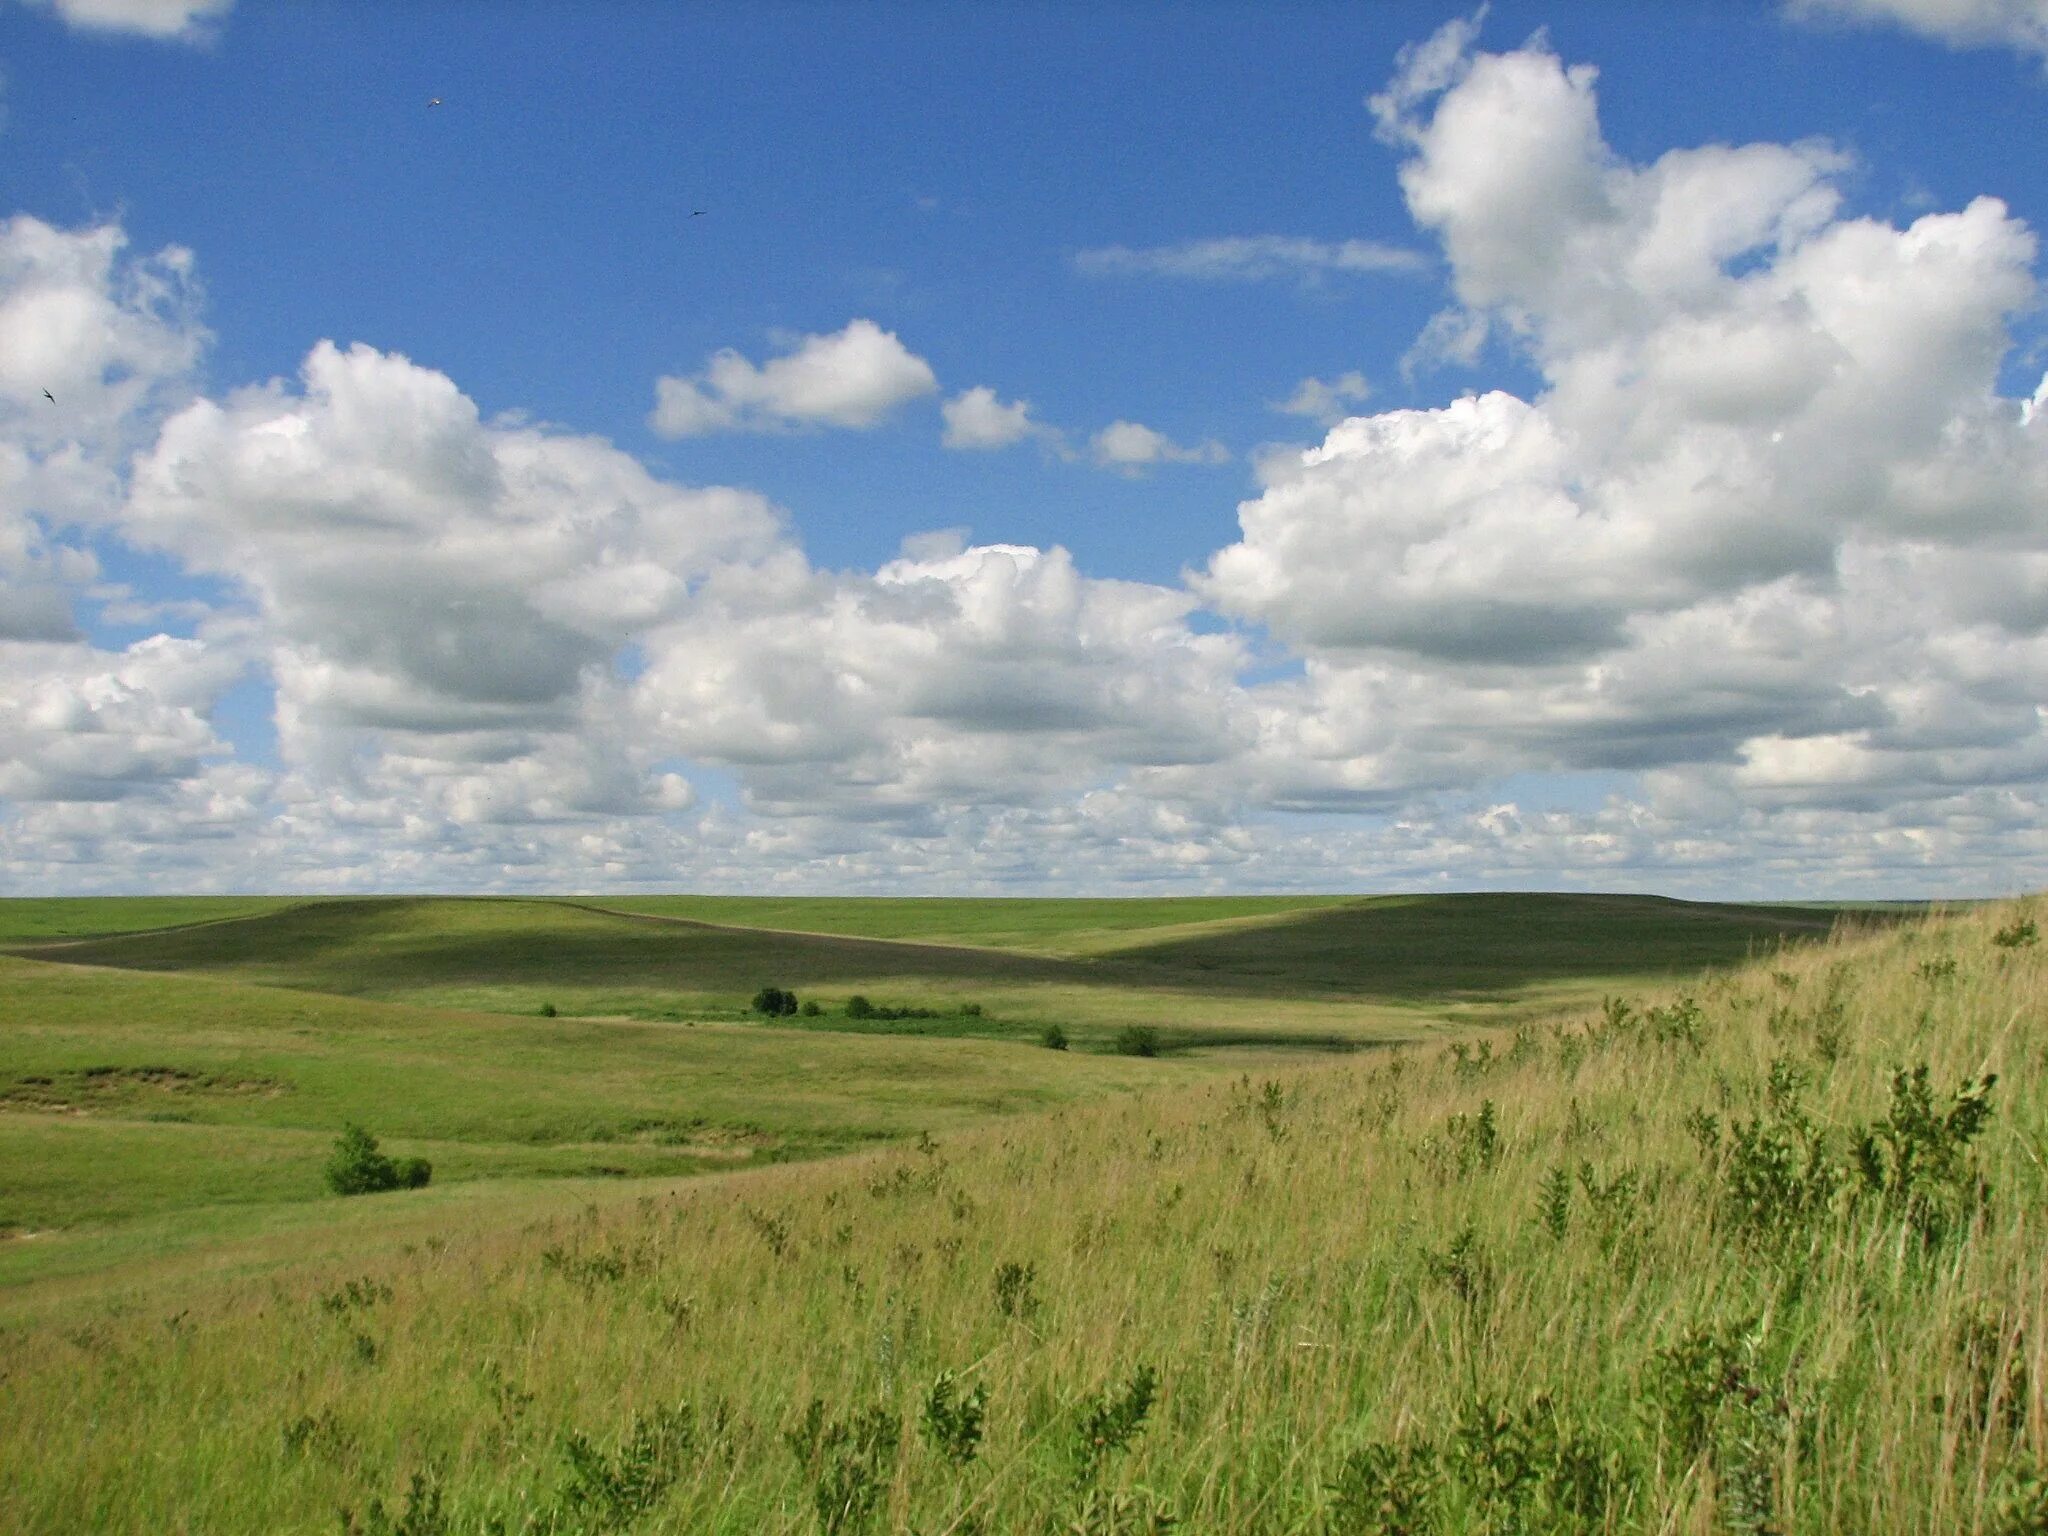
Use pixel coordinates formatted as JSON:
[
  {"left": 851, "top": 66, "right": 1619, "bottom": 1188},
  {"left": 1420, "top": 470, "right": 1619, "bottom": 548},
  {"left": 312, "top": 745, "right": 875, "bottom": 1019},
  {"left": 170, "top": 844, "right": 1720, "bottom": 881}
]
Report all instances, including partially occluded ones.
[
  {"left": 0, "top": 955, "right": 1194, "bottom": 1293},
  {"left": 7, "top": 891, "right": 1856, "bottom": 1039},
  {"left": 589, "top": 893, "right": 1360, "bottom": 956},
  {"left": 2, "top": 898, "right": 2040, "bottom": 1532},
  {"left": 0, "top": 894, "right": 302, "bottom": 942}
]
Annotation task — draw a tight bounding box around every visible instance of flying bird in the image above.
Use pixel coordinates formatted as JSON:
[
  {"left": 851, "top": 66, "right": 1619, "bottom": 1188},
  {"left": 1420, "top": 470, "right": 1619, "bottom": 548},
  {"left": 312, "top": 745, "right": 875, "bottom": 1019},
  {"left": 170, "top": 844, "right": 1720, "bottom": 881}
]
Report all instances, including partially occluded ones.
[
  {"left": 691, "top": 210, "right": 707, "bottom": 217},
  {"left": 428, "top": 97, "right": 442, "bottom": 107},
  {"left": 42, "top": 389, "right": 54, "bottom": 403}
]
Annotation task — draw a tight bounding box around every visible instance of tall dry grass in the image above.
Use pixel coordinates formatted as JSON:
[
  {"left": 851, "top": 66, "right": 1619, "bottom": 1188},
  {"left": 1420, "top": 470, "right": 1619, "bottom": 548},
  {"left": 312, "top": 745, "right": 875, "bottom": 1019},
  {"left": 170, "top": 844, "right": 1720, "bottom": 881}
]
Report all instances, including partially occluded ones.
[{"left": 1, "top": 899, "right": 2042, "bottom": 1534}]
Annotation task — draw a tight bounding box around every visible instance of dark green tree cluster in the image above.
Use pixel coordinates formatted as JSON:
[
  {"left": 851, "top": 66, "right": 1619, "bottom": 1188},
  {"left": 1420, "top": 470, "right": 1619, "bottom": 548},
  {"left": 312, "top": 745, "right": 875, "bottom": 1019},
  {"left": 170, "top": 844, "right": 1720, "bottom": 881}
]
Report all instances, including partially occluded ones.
[
  {"left": 325, "top": 1124, "right": 430, "bottom": 1196},
  {"left": 752, "top": 986, "right": 800, "bottom": 1016}
]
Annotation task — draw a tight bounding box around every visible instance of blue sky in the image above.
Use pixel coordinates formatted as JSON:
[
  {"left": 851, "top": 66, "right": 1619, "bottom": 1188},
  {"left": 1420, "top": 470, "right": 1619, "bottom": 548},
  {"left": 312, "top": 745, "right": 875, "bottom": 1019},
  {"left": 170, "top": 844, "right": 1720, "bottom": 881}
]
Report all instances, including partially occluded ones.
[{"left": 2, "top": 0, "right": 2047, "bottom": 897}]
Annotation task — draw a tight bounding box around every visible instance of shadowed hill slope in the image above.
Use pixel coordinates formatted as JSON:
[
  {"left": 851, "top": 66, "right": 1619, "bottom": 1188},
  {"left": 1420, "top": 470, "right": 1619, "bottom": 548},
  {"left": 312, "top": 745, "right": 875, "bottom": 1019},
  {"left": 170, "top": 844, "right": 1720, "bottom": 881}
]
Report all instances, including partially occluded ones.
[{"left": 11, "top": 892, "right": 1873, "bottom": 1012}]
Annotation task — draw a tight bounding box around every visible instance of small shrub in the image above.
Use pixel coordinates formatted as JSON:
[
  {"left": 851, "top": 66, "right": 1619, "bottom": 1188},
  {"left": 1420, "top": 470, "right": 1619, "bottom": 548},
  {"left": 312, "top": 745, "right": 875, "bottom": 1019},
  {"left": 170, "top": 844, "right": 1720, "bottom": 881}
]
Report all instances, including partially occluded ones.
[
  {"left": 1327, "top": 1438, "right": 1440, "bottom": 1534},
  {"left": 1992, "top": 917, "right": 2038, "bottom": 949},
  {"left": 844, "top": 994, "right": 875, "bottom": 1019},
  {"left": 786, "top": 1400, "right": 900, "bottom": 1535},
  {"left": 1041, "top": 1023, "right": 1069, "bottom": 1051},
  {"left": 1071, "top": 1364, "right": 1158, "bottom": 1482},
  {"left": 993, "top": 1260, "right": 1039, "bottom": 1320},
  {"left": 1989, "top": 1457, "right": 2048, "bottom": 1535},
  {"left": 1114, "top": 1026, "right": 1159, "bottom": 1058},
  {"left": 958, "top": 1001, "right": 983, "bottom": 1017},
  {"left": 1538, "top": 1166, "right": 1573, "bottom": 1240},
  {"left": 1424, "top": 1224, "right": 1491, "bottom": 1308},
  {"left": 1447, "top": 1099, "right": 1501, "bottom": 1174},
  {"left": 1853, "top": 1065, "right": 1997, "bottom": 1244},
  {"left": 741, "top": 1205, "right": 793, "bottom": 1259},
  {"left": 552, "top": 1402, "right": 696, "bottom": 1529},
  {"left": 1723, "top": 1110, "right": 1837, "bottom": 1246},
  {"left": 1066, "top": 1487, "right": 1181, "bottom": 1534},
  {"left": 339, "top": 1469, "right": 448, "bottom": 1536},
  {"left": 918, "top": 1371, "right": 987, "bottom": 1466},
  {"left": 752, "top": 986, "right": 798, "bottom": 1017},
  {"left": 319, "top": 1276, "right": 393, "bottom": 1316},
  {"left": 326, "top": 1124, "right": 429, "bottom": 1196},
  {"left": 538, "top": 1001, "right": 557, "bottom": 1018},
  {"left": 1645, "top": 994, "right": 1706, "bottom": 1052},
  {"left": 1683, "top": 1107, "right": 1722, "bottom": 1157}
]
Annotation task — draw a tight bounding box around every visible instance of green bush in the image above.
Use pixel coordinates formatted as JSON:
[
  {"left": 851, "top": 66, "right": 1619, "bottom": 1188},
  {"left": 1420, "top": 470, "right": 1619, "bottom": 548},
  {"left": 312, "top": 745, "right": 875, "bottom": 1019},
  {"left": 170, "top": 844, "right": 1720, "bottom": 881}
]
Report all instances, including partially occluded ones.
[
  {"left": 1041, "top": 1023, "right": 1069, "bottom": 1051},
  {"left": 1114, "top": 1026, "right": 1159, "bottom": 1058},
  {"left": 325, "top": 1124, "right": 430, "bottom": 1197},
  {"left": 844, "top": 995, "right": 874, "bottom": 1020},
  {"left": 751, "top": 986, "right": 798, "bottom": 1017}
]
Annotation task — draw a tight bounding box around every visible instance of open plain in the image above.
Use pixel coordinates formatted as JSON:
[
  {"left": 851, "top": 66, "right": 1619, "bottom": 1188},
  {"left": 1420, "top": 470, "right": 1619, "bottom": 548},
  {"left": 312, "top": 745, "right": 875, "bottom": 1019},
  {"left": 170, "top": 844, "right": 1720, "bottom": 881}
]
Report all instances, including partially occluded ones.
[{"left": 4, "top": 891, "right": 2042, "bottom": 1533}]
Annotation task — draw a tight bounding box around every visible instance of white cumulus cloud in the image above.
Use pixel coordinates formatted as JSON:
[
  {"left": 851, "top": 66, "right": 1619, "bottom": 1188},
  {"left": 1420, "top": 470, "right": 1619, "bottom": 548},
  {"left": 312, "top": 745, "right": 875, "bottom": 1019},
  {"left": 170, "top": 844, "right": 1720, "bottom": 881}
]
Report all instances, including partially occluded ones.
[
  {"left": 1090, "top": 420, "right": 1230, "bottom": 473},
  {"left": 1786, "top": 0, "right": 2048, "bottom": 58},
  {"left": 1273, "top": 372, "right": 1373, "bottom": 426},
  {"left": 649, "top": 318, "right": 938, "bottom": 436},
  {"left": 16, "top": 0, "right": 232, "bottom": 42},
  {"left": 1200, "top": 19, "right": 2048, "bottom": 833},
  {"left": 940, "top": 386, "right": 1050, "bottom": 450},
  {"left": 1074, "top": 235, "right": 1424, "bottom": 282},
  {"left": 123, "top": 339, "right": 785, "bottom": 820},
  {"left": 632, "top": 542, "right": 1252, "bottom": 826}
]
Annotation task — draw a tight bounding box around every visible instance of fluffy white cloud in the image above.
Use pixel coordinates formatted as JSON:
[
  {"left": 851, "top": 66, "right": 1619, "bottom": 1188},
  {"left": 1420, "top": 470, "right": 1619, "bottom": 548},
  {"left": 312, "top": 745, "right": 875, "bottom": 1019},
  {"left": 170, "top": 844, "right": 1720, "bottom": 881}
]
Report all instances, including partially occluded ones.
[
  {"left": 0, "top": 216, "right": 207, "bottom": 643},
  {"left": 940, "top": 386, "right": 1050, "bottom": 450},
  {"left": 649, "top": 319, "right": 937, "bottom": 436},
  {"left": 0, "top": 216, "right": 205, "bottom": 456},
  {"left": 11, "top": 25, "right": 2048, "bottom": 897},
  {"left": 1075, "top": 235, "right": 1424, "bottom": 281},
  {"left": 1202, "top": 21, "right": 2048, "bottom": 831},
  {"left": 632, "top": 541, "right": 1252, "bottom": 825},
  {"left": 1090, "top": 420, "right": 1229, "bottom": 473},
  {"left": 16, "top": 0, "right": 231, "bottom": 42},
  {"left": 1787, "top": 0, "right": 2048, "bottom": 57},
  {"left": 1273, "top": 372, "right": 1372, "bottom": 426},
  {"left": 0, "top": 634, "right": 243, "bottom": 801},
  {"left": 122, "top": 340, "right": 784, "bottom": 822}
]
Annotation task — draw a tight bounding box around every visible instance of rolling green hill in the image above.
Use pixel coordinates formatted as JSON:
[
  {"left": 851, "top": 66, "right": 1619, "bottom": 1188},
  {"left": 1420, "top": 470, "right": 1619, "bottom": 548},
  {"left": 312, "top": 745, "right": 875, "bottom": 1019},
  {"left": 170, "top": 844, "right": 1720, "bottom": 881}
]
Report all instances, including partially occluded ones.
[
  {"left": 10, "top": 890, "right": 1859, "bottom": 1028},
  {"left": 0, "top": 894, "right": 303, "bottom": 942},
  {"left": 0, "top": 953, "right": 1193, "bottom": 1294},
  {"left": 0, "top": 896, "right": 2037, "bottom": 1533}
]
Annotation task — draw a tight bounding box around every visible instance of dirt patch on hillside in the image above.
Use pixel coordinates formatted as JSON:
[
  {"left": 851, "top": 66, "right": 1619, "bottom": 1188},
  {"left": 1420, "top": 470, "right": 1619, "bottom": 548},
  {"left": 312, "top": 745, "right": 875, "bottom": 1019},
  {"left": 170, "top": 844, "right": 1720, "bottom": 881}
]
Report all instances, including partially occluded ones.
[{"left": 0, "top": 1066, "right": 290, "bottom": 1113}]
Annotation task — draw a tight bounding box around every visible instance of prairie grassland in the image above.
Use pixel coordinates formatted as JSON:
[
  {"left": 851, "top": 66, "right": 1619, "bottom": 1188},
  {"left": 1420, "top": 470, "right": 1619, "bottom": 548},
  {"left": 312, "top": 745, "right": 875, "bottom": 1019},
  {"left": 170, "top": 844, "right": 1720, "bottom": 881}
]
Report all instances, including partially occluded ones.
[
  {"left": 0, "top": 894, "right": 302, "bottom": 942},
  {"left": 2, "top": 899, "right": 2040, "bottom": 1533},
  {"left": 9, "top": 891, "right": 1851, "bottom": 1041},
  {"left": 588, "top": 894, "right": 1364, "bottom": 955},
  {"left": 0, "top": 955, "right": 1196, "bottom": 1292}
]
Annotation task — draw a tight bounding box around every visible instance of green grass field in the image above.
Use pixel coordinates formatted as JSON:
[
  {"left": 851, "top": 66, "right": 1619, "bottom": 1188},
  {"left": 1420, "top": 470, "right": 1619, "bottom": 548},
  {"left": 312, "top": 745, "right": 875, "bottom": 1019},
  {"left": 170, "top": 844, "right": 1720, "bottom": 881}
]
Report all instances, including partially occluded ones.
[
  {"left": 0, "top": 891, "right": 1878, "bottom": 1304},
  {"left": 9, "top": 889, "right": 1858, "bottom": 1030},
  {"left": 0, "top": 951, "right": 1196, "bottom": 1295},
  {"left": 0, "top": 891, "right": 2038, "bottom": 1532},
  {"left": 0, "top": 893, "right": 302, "bottom": 942}
]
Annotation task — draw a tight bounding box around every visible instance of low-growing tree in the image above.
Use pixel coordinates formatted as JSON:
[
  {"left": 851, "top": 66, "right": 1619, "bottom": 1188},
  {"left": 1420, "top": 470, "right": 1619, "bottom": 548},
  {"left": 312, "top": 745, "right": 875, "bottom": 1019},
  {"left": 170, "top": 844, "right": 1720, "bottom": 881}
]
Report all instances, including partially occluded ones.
[
  {"left": 326, "top": 1124, "right": 431, "bottom": 1196},
  {"left": 1114, "top": 1026, "right": 1159, "bottom": 1058},
  {"left": 751, "top": 986, "right": 799, "bottom": 1017}
]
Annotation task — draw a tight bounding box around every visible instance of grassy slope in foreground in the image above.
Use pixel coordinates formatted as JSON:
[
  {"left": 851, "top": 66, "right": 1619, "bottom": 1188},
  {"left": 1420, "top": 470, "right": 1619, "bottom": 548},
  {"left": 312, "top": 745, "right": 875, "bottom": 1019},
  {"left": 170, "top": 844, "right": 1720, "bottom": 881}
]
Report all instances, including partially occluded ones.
[
  {"left": 2, "top": 900, "right": 2040, "bottom": 1533},
  {"left": 0, "top": 956, "right": 1193, "bottom": 1292}
]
